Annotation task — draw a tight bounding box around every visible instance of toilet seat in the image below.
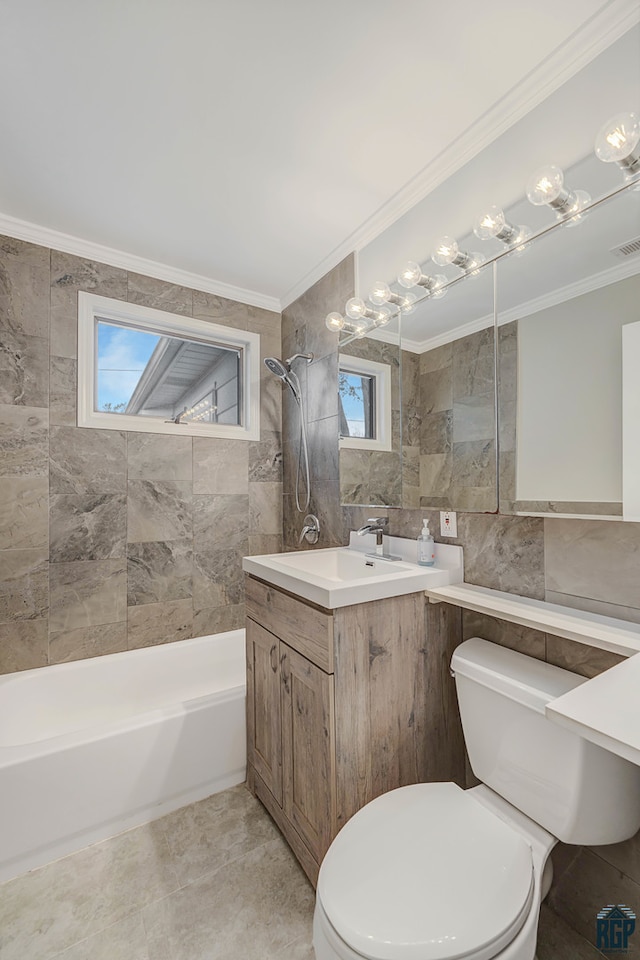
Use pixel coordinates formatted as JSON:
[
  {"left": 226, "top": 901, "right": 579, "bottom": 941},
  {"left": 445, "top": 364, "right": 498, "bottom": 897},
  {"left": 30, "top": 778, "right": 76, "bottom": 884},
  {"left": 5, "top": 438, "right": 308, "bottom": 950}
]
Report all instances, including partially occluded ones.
[{"left": 317, "top": 782, "right": 534, "bottom": 960}]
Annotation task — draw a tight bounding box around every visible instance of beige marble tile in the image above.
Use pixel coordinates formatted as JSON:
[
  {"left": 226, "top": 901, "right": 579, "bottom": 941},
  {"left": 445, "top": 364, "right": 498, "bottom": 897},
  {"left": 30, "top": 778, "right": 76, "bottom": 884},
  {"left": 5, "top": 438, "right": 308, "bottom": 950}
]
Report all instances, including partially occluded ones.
[
  {"left": 50, "top": 493, "right": 127, "bottom": 561},
  {"left": 50, "top": 356, "right": 77, "bottom": 426},
  {"left": 0, "top": 547, "right": 49, "bottom": 623},
  {"left": 49, "top": 912, "right": 149, "bottom": 960},
  {"left": 127, "top": 480, "right": 192, "bottom": 543},
  {"left": 50, "top": 426, "right": 126, "bottom": 495},
  {"left": 0, "top": 236, "right": 50, "bottom": 340},
  {"left": 127, "top": 433, "right": 192, "bottom": 482},
  {"left": 143, "top": 835, "right": 314, "bottom": 960},
  {"left": 545, "top": 634, "right": 625, "bottom": 678},
  {"left": 192, "top": 437, "right": 248, "bottom": 494},
  {"left": 0, "top": 619, "right": 48, "bottom": 673},
  {"left": 0, "top": 821, "right": 179, "bottom": 960},
  {"left": 0, "top": 476, "right": 48, "bottom": 549},
  {"left": 461, "top": 609, "right": 546, "bottom": 659},
  {"left": 0, "top": 404, "right": 48, "bottom": 477},
  {"left": 127, "top": 273, "right": 193, "bottom": 317},
  {"left": 248, "top": 534, "right": 282, "bottom": 556},
  {"left": 0, "top": 329, "right": 49, "bottom": 407},
  {"left": 50, "top": 252, "right": 127, "bottom": 359},
  {"left": 249, "top": 481, "right": 283, "bottom": 536},
  {"left": 544, "top": 517, "right": 640, "bottom": 612},
  {"left": 49, "top": 559, "right": 126, "bottom": 632},
  {"left": 127, "top": 539, "right": 192, "bottom": 606},
  {"left": 127, "top": 598, "right": 193, "bottom": 649},
  {"left": 156, "top": 785, "right": 280, "bottom": 887},
  {"left": 249, "top": 430, "right": 283, "bottom": 483},
  {"left": 458, "top": 513, "right": 545, "bottom": 599},
  {"left": 545, "top": 589, "right": 640, "bottom": 626},
  {"left": 193, "top": 602, "right": 245, "bottom": 637},
  {"left": 49, "top": 622, "right": 127, "bottom": 665}
]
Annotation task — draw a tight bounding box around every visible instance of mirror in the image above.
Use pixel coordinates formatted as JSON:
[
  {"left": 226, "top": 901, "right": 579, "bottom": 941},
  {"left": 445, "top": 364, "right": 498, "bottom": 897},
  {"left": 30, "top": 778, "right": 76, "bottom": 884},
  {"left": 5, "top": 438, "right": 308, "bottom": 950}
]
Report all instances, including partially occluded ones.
[{"left": 497, "top": 185, "right": 640, "bottom": 519}]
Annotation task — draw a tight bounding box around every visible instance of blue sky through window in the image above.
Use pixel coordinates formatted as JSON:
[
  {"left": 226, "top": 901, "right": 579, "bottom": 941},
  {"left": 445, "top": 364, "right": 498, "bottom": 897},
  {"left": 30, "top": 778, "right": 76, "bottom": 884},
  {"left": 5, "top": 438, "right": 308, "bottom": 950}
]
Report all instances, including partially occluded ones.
[
  {"left": 96, "top": 322, "right": 160, "bottom": 411},
  {"left": 339, "top": 371, "right": 369, "bottom": 438}
]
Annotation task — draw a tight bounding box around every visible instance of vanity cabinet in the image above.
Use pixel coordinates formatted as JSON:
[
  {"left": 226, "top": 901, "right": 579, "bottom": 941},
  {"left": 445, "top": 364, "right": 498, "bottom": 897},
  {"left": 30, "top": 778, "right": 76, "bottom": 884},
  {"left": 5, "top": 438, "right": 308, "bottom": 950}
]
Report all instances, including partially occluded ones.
[{"left": 245, "top": 574, "right": 464, "bottom": 886}]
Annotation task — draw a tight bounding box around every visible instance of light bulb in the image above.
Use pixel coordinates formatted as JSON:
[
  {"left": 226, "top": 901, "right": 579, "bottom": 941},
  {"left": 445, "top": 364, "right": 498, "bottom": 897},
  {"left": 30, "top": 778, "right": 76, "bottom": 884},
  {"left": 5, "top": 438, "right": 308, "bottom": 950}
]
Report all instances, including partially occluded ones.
[
  {"left": 345, "top": 297, "right": 367, "bottom": 319},
  {"left": 473, "top": 205, "right": 506, "bottom": 240},
  {"left": 374, "top": 306, "right": 391, "bottom": 327},
  {"left": 397, "top": 261, "right": 422, "bottom": 288},
  {"left": 369, "top": 281, "right": 392, "bottom": 304},
  {"left": 401, "top": 292, "right": 417, "bottom": 314},
  {"left": 353, "top": 320, "right": 368, "bottom": 338},
  {"left": 325, "top": 311, "right": 345, "bottom": 332},
  {"left": 432, "top": 236, "right": 459, "bottom": 266},
  {"left": 595, "top": 111, "right": 640, "bottom": 177},
  {"left": 526, "top": 165, "right": 565, "bottom": 205}
]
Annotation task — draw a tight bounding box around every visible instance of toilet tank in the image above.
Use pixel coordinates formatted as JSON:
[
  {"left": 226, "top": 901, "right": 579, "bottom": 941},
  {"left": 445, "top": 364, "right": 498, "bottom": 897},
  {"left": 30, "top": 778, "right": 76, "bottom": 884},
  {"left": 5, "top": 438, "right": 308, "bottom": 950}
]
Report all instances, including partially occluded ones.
[{"left": 452, "top": 638, "right": 640, "bottom": 845}]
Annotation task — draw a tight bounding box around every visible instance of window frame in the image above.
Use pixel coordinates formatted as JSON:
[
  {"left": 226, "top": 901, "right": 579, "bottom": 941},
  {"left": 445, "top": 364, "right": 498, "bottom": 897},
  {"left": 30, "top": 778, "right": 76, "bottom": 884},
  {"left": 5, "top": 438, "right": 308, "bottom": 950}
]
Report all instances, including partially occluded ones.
[
  {"left": 77, "top": 292, "right": 261, "bottom": 440},
  {"left": 338, "top": 354, "right": 392, "bottom": 452}
]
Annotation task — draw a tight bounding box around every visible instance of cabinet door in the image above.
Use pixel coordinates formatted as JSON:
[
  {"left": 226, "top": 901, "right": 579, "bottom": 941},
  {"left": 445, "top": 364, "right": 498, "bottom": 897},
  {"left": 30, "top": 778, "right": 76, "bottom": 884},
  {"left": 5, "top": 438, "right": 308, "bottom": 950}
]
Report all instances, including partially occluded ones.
[
  {"left": 246, "top": 619, "right": 282, "bottom": 805},
  {"left": 281, "top": 643, "right": 336, "bottom": 862}
]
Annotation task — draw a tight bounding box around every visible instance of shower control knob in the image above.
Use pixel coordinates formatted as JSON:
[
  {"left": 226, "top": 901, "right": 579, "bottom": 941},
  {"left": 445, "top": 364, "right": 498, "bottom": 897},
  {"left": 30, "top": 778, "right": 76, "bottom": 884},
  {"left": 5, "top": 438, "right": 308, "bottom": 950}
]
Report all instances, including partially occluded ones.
[{"left": 299, "top": 514, "right": 320, "bottom": 545}]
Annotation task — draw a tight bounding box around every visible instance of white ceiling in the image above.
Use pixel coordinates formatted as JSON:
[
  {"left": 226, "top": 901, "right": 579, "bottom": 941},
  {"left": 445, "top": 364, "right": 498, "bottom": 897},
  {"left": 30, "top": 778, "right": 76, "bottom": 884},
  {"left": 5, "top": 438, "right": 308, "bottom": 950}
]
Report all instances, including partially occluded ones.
[{"left": 0, "top": 0, "right": 637, "bottom": 309}]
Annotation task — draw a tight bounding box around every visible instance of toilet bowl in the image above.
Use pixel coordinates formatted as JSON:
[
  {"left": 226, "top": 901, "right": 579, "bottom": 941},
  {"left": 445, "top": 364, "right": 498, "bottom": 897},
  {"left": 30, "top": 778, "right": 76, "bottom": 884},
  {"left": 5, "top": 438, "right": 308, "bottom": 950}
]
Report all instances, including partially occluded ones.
[{"left": 313, "top": 638, "right": 640, "bottom": 960}]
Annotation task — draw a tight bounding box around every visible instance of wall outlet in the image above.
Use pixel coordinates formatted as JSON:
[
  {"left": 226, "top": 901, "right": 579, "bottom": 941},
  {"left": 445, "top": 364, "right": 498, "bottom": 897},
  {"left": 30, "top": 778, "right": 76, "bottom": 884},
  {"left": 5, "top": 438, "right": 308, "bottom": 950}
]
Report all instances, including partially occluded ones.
[{"left": 440, "top": 511, "right": 457, "bottom": 538}]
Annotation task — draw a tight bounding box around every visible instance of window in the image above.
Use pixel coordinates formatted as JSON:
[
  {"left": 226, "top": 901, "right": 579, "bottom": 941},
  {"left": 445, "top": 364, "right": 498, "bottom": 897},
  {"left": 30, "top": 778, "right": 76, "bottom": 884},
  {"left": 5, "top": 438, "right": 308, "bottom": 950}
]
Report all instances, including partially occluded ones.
[
  {"left": 338, "top": 354, "right": 392, "bottom": 451},
  {"left": 78, "top": 293, "right": 260, "bottom": 440}
]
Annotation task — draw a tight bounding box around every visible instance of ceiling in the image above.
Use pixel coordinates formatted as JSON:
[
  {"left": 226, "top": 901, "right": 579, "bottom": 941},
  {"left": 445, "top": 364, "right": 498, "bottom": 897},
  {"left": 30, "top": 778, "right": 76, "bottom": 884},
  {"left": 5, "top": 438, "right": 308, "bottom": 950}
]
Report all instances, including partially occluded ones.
[{"left": 0, "top": 0, "right": 637, "bottom": 310}]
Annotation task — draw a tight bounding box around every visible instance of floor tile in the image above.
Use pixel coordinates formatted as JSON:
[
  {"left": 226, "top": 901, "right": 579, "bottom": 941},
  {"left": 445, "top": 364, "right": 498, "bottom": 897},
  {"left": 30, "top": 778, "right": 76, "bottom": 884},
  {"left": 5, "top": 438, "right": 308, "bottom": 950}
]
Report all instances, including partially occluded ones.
[
  {"left": 156, "top": 783, "right": 281, "bottom": 887},
  {"left": 143, "top": 835, "right": 315, "bottom": 960},
  {"left": 537, "top": 903, "right": 605, "bottom": 959},
  {"left": 49, "top": 912, "right": 149, "bottom": 960}
]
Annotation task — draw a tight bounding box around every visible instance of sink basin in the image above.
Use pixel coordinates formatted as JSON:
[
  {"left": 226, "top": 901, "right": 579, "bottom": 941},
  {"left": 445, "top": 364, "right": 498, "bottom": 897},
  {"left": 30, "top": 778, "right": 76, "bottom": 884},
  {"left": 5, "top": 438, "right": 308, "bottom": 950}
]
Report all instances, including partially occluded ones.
[{"left": 243, "top": 545, "right": 460, "bottom": 609}]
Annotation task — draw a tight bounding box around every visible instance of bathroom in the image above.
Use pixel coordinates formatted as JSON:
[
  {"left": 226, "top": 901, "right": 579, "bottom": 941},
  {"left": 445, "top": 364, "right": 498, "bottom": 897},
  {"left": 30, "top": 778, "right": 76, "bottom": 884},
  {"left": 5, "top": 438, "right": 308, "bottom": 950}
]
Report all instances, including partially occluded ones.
[{"left": 1, "top": 3, "right": 640, "bottom": 959}]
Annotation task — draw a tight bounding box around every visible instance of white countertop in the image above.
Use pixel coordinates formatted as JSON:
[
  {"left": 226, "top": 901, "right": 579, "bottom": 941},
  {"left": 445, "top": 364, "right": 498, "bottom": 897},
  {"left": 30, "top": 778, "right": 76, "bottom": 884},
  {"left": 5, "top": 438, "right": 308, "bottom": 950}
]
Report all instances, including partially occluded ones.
[
  {"left": 425, "top": 581, "right": 640, "bottom": 767},
  {"left": 546, "top": 653, "right": 640, "bottom": 767}
]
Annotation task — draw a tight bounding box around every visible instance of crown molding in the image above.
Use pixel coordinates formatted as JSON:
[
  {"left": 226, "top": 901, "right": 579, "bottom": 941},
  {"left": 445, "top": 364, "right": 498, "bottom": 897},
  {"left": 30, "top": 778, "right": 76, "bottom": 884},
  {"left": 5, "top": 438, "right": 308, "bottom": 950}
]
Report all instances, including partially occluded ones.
[
  {"left": 0, "top": 212, "right": 281, "bottom": 314},
  {"left": 281, "top": 0, "right": 640, "bottom": 310},
  {"left": 403, "top": 258, "right": 639, "bottom": 354}
]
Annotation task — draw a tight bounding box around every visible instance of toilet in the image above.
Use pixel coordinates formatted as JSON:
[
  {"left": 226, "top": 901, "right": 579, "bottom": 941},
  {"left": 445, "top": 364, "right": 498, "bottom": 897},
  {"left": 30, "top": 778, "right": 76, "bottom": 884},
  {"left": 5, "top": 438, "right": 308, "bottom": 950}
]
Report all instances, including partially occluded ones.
[{"left": 313, "top": 637, "right": 640, "bottom": 960}]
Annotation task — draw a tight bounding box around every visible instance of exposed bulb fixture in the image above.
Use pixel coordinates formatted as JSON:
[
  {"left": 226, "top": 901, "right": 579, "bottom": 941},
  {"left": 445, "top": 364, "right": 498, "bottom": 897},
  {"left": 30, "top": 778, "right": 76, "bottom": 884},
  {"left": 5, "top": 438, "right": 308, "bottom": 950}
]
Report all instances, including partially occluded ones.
[
  {"left": 595, "top": 111, "right": 640, "bottom": 178},
  {"left": 325, "top": 311, "right": 345, "bottom": 332},
  {"left": 473, "top": 205, "right": 531, "bottom": 247},
  {"left": 525, "top": 164, "right": 590, "bottom": 218},
  {"left": 370, "top": 281, "right": 419, "bottom": 314},
  {"left": 353, "top": 320, "right": 368, "bottom": 338},
  {"left": 431, "top": 237, "right": 484, "bottom": 271},
  {"left": 372, "top": 306, "right": 392, "bottom": 327},
  {"left": 397, "top": 261, "right": 447, "bottom": 297},
  {"left": 400, "top": 292, "right": 417, "bottom": 314},
  {"left": 345, "top": 297, "right": 378, "bottom": 321}
]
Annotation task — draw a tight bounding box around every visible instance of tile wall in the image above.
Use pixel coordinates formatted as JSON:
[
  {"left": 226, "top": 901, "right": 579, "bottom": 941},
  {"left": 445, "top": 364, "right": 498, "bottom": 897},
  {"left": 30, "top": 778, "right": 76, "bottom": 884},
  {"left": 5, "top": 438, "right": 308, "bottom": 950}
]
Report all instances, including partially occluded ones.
[
  {"left": 288, "top": 256, "right": 640, "bottom": 958},
  {"left": 0, "top": 236, "right": 282, "bottom": 672}
]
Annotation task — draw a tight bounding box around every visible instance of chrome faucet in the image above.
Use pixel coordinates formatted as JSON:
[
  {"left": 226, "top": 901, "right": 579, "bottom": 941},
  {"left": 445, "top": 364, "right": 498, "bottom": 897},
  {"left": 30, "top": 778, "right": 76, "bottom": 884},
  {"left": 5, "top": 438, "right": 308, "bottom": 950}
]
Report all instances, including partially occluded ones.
[{"left": 356, "top": 517, "right": 401, "bottom": 561}]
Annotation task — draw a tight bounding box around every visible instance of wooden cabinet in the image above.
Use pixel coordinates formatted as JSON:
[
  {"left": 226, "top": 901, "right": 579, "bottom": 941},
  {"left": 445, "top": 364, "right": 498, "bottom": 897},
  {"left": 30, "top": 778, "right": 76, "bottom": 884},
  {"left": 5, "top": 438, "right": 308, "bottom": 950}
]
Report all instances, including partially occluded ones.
[{"left": 245, "top": 574, "right": 464, "bottom": 886}]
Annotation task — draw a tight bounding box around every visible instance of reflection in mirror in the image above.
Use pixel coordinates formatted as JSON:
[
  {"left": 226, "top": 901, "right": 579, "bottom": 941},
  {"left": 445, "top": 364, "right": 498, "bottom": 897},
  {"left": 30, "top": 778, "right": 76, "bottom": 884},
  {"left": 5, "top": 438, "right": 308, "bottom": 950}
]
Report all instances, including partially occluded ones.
[
  {"left": 408, "top": 263, "right": 497, "bottom": 513},
  {"left": 498, "top": 186, "right": 640, "bottom": 518},
  {"left": 339, "top": 314, "right": 401, "bottom": 506}
]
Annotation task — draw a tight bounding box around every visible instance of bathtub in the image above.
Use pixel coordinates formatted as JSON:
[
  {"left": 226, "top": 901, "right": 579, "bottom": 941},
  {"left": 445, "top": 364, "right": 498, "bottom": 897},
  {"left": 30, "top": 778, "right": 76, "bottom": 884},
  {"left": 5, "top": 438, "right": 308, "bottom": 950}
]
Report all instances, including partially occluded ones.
[{"left": 0, "top": 630, "right": 246, "bottom": 883}]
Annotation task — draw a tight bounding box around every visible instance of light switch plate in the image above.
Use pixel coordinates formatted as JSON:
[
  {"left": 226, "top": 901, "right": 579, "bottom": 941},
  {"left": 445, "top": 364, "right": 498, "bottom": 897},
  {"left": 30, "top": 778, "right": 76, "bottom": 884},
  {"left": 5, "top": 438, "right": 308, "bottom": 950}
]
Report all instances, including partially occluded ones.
[{"left": 440, "top": 511, "right": 457, "bottom": 538}]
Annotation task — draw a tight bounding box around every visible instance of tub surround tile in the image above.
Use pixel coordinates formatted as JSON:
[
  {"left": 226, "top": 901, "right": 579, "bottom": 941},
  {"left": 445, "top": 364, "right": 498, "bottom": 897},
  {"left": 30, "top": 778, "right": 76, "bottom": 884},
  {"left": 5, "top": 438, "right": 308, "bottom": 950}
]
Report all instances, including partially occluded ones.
[
  {"left": 0, "top": 619, "right": 48, "bottom": 673},
  {"left": 453, "top": 328, "right": 495, "bottom": 399},
  {"left": 0, "top": 548, "right": 49, "bottom": 623},
  {"left": 282, "top": 253, "right": 354, "bottom": 364},
  {"left": 0, "top": 404, "right": 48, "bottom": 477},
  {"left": 309, "top": 416, "right": 339, "bottom": 485},
  {"left": 49, "top": 494, "right": 127, "bottom": 562},
  {"left": 249, "top": 431, "right": 283, "bottom": 483},
  {"left": 127, "top": 272, "right": 193, "bottom": 317},
  {"left": 0, "top": 237, "right": 50, "bottom": 340},
  {"left": 49, "top": 356, "right": 77, "bottom": 426},
  {"left": 127, "top": 598, "right": 193, "bottom": 649},
  {"left": 544, "top": 517, "right": 640, "bottom": 612},
  {"left": 248, "top": 534, "right": 282, "bottom": 556},
  {"left": 49, "top": 559, "right": 126, "bottom": 632},
  {"left": 192, "top": 602, "right": 245, "bottom": 637},
  {"left": 127, "top": 480, "right": 192, "bottom": 543},
  {"left": 48, "top": 622, "right": 127, "bottom": 665},
  {"left": 192, "top": 437, "right": 248, "bottom": 494},
  {"left": 307, "top": 354, "right": 338, "bottom": 422},
  {"left": 50, "top": 252, "right": 127, "bottom": 359},
  {"left": 452, "top": 396, "right": 495, "bottom": 444},
  {"left": 127, "top": 433, "right": 193, "bottom": 482},
  {"left": 156, "top": 784, "right": 280, "bottom": 887},
  {"left": 143, "top": 836, "right": 314, "bottom": 960},
  {"left": 0, "top": 819, "right": 179, "bottom": 960},
  {"left": 0, "top": 476, "right": 48, "bottom": 549},
  {"left": 249, "top": 482, "right": 283, "bottom": 536},
  {"left": 261, "top": 367, "right": 283, "bottom": 435},
  {"left": 50, "top": 426, "right": 126, "bottom": 495},
  {"left": 192, "top": 290, "right": 259, "bottom": 330},
  {"left": 126, "top": 539, "right": 192, "bottom": 606},
  {"left": 0, "top": 328, "right": 49, "bottom": 407}
]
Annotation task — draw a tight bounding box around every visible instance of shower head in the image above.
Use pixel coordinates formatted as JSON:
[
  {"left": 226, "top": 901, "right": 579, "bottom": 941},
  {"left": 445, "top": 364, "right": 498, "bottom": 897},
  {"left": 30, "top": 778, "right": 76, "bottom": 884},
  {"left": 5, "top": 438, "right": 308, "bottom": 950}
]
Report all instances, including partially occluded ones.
[
  {"left": 264, "top": 356, "right": 290, "bottom": 380},
  {"left": 264, "top": 356, "right": 301, "bottom": 402}
]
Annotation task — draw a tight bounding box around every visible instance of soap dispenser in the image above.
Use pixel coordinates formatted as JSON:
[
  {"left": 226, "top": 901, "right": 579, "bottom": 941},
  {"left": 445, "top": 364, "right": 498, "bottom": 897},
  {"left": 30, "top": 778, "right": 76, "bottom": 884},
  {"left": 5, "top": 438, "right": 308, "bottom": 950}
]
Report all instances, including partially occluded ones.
[{"left": 417, "top": 519, "right": 435, "bottom": 566}]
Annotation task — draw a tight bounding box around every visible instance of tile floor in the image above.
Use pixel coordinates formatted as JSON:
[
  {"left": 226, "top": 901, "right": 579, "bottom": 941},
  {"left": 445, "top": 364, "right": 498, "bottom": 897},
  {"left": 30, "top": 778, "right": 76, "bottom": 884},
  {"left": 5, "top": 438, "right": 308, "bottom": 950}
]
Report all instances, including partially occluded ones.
[{"left": 0, "top": 784, "right": 605, "bottom": 960}]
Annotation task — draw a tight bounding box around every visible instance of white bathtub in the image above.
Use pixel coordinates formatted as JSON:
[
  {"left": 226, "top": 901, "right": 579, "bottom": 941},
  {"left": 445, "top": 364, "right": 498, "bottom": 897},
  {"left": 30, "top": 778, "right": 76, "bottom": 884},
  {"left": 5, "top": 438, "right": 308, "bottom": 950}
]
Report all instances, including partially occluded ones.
[{"left": 0, "top": 630, "right": 246, "bottom": 883}]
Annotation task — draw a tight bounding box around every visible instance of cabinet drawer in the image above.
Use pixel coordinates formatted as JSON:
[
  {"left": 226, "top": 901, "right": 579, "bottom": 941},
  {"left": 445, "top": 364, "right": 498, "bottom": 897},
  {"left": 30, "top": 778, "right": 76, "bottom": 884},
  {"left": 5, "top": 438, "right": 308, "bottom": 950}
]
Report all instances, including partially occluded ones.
[{"left": 246, "top": 576, "right": 334, "bottom": 673}]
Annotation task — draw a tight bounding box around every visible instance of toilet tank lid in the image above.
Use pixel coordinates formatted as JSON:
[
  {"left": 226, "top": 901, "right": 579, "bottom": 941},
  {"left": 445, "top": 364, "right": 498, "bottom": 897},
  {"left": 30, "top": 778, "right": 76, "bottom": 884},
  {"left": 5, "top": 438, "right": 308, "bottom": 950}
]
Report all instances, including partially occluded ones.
[{"left": 451, "top": 638, "right": 586, "bottom": 714}]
